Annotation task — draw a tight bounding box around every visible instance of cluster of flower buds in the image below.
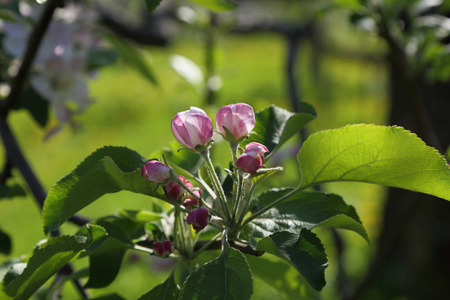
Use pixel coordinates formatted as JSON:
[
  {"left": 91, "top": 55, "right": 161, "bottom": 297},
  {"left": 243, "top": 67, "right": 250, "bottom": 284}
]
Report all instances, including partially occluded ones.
[
  {"left": 142, "top": 103, "right": 269, "bottom": 254},
  {"left": 153, "top": 240, "right": 174, "bottom": 257}
]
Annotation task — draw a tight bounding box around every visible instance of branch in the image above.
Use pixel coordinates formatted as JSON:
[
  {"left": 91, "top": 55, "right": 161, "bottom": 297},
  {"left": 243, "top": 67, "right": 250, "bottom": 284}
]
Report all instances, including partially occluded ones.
[{"left": 0, "top": 0, "right": 63, "bottom": 115}]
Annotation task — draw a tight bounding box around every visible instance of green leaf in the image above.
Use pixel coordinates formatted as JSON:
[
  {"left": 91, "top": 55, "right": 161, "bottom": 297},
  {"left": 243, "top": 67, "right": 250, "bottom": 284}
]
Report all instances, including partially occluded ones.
[
  {"left": 0, "top": 228, "right": 11, "bottom": 255},
  {"left": 120, "top": 209, "right": 163, "bottom": 223},
  {"left": 246, "top": 255, "right": 323, "bottom": 300},
  {"left": 187, "top": 0, "right": 236, "bottom": 12},
  {"left": 42, "top": 146, "right": 165, "bottom": 232},
  {"left": 101, "top": 31, "right": 158, "bottom": 86},
  {"left": 14, "top": 85, "right": 49, "bottom": 128},
  {"left": 90, "top": 294, "right": 126, "bottom": 300},
  {"left": 86, "top": 47, "right": 118, "bottom": 71},
  {"left": 0, "top": 226, "right": 105, "bottom": 300},
  {"left": 298, "top": 125, "right": 450, "bottom": 200},
  {"left": 178, "top": 240, "right": 253, "bottom": 300},
  {"left": 138, "top": 273, "right": 179, "bottom": 300},
  {"left": 84, "top": 238, "right": 127, "bottom": 288},
  {"left": 256, "top": 230, "right": 328, "bottom": 291},
  {"left": 143, "top": 0, "right": 163, "bottom": 13},
  {"left": 247, "top": 189, "right": 368, "bottom": 242},
  {"left": 0, "top": 183, "right": 26, "bottom": 200},
  {"left": 243, "top": 104, "right": 316, "bottom": 160}
]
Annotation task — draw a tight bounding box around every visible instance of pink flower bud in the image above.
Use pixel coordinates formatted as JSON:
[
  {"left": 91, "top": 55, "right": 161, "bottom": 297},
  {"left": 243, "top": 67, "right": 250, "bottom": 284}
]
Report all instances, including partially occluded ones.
[
  {"left": 171, "top": 107, "right": 213, "bottom": 149},
  {"left": 141, "top": 160, "right": 172, "bottom": 183},
  {"left": 182, "top": 190, "right": 201, "bottom": 209},
  {"left": 216, "top": 103, "right": 255, "bottom": 141},
  {"left": 235, "top": 142, "right": 269, "bottom": 174},
  {"left": 165, "top": 176, "right": 193, "bottom": 200},
  {"left": 186, "top": 206, "right": 209, "bottom": 231},
  {"left": 153, "top": 240, "right": 174, "bottom": 257}
]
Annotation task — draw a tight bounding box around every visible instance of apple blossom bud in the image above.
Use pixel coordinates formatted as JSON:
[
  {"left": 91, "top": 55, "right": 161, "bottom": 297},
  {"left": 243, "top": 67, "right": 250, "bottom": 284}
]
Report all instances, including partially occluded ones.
[
  {"left": 171, "top": 107, "right": 213, "bottom": 149},
  {"left": 153, "top": 240, "right": 174, "bottom": 257},
  {"left": 182, "top": 190, "right": 201, "bottom": 209},
  {"left": 186, "top": 206, "right": 209, "bottom": 231},
  {"left": 165, "top": 176, "right": 193, "bottom": 200},
  {"left": 141, "top": 160, "right": 172, "bottom": 183},
  {"left": 235, "top": 142, "right": 269, "bottom": 174},
  {"left": 216, "top": 103, "right": 255, "bottom": 141}
]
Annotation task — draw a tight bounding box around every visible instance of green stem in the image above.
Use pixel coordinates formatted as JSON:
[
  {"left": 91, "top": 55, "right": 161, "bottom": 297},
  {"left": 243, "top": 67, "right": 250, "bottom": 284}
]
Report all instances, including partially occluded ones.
[
  {"left": 191, "top": 232, "right": 222, "bottom": 259},
  {"left": 235, "top": 181, "right": 253, "bottom": 227},
  {"left": 200, "top": 149, "right": 232, "bottom": 222},
  {"left": 241, "top": 187, "right": 302, "bottom": 227}
]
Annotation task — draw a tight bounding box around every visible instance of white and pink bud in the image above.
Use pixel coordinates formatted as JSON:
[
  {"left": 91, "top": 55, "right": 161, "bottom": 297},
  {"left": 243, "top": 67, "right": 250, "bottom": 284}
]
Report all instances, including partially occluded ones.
[
  {"left": 153, "top": 240, "right": 174, "bottom": 257},
  {"left": 216, "top": 103, "right": 255, "bottom": 141},
  {"left": 171, "top": 107, "right": 213, "bottom": 149},
  {"left": 141, "top": 160, "right": 172, "bottom": 183},
  {"left": 165, "top": 176, "right": 193, "bottom": 200},
  {"left": 186, "top": 206, "right": 209, "bottom": 232},
  {"left": 235, "top": 142, "right": 269, "bottom": 174}
]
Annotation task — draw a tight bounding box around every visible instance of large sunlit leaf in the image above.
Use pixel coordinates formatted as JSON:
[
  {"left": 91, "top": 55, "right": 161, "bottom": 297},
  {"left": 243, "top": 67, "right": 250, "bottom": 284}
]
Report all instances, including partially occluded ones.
[
  {"left": 298, "top": 125, "right": 450, "bottom": 200},
  {"left": 138, "top": 273, "right": 179, "bottom": 300},
  {"left": 42, "top": 146, "right": 165, "bottom": 232},
  {"left": 246, "top": 255, "right": 323, "bottom": 300},
  {"left": 178, "top": 240, "right": 253, "bottom": 300},
  {"left": 244, "top": 104, "right": 316, "bottom": 160},
  {"left": 256, "top": 230, "right": 328, "bottom": 291},
  {"left": 0, "top": 225, "right": 106, "bottom": 300},
  {"left": 246, "top": 188, "right": 368, "bottom": 242}
]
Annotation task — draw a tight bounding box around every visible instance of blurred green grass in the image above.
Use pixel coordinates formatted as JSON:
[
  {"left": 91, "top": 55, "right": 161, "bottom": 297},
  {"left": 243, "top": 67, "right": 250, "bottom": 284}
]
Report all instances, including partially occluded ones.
[{"left": 0, "top": 28, "right": 388, "bottom": 299}]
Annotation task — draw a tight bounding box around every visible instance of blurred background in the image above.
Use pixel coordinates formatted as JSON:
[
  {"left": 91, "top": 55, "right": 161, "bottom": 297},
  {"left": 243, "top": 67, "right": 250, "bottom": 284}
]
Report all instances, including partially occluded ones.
[{"left": 0, "top": 0, "right": 449, "bottom": 299}]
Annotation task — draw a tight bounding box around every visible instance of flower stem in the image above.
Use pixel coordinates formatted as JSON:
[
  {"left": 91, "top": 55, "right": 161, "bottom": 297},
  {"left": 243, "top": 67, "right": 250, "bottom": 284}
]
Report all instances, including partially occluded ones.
[
  {"left": 199, "top": 148, "right": 232, "bottom": 222},
  {"left": 241, "top": 187, "right": 301, "bottom": 227}
]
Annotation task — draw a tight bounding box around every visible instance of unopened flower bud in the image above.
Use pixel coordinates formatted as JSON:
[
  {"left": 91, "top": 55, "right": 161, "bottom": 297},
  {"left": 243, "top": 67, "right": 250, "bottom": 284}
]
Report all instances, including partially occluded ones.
[
  {"left": 141, "top": 160, "right": 172, "bottom": 183},
  {"left": 171, "top": 107, "right": 213, "bottom": 149},
  {"left": 165, "top": 176, "right": 193, "bottom": 200},
  {"left": 216, "top": 103, "right": 255, "bottom": 141},
  {"left": 153, "top": 240, "right": 174, "bottom": 257},
  {"left": 182, "top": 190, "right": 201, "bottom": 209},
  {"left": 186, "top": 206, "right": 209, "bottom": 231},
  {"left": 235, "top": 142, "right": 269, "bottom": 174}
]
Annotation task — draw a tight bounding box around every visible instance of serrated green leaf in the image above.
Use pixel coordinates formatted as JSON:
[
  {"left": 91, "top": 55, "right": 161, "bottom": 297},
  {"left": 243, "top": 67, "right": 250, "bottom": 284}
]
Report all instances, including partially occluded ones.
[
  {"left": 256, "top": 230, "right": 328, "bottom": 291},
  {"left": 243, "top": 104, "right": 316, "bottom": 160},
  {"left": 0, "top": 228, "right": 11, "bottom": 255},
  {"left": 138, "top": 273, "right": 179, "bottom": 300},
  {"left": 246, "top": 255, "right": 323, "bottom": 300},
  {"left": 143, "top": 0, "right": 163, "bottom": 13},
  {"left": 42, "top": 146, "right": 165, "bottom": 232},
  {"left": 101, "top": 31, "right": 157, "bottom": 86},
  {"left": 187, "top": 0, "right": 236, "bottom": 12},
  {"left": 0, "top": 226, "right": 104, "bottom": 300},
  {"left": 298, "top": 125, "right": 450, "bottom": 200},
  {"left": 179, "top": 241, "right": 253, "bottom": 300},
  {"left": 246, "top": 189, "right": 368, "bottom": 242}
]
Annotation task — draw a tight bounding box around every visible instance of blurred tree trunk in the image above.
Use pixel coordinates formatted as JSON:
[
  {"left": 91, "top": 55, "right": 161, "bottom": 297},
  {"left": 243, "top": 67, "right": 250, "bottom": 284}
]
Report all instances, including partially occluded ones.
[{"left": 353, "top": 42, "right": 450, "bottom": 300}]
